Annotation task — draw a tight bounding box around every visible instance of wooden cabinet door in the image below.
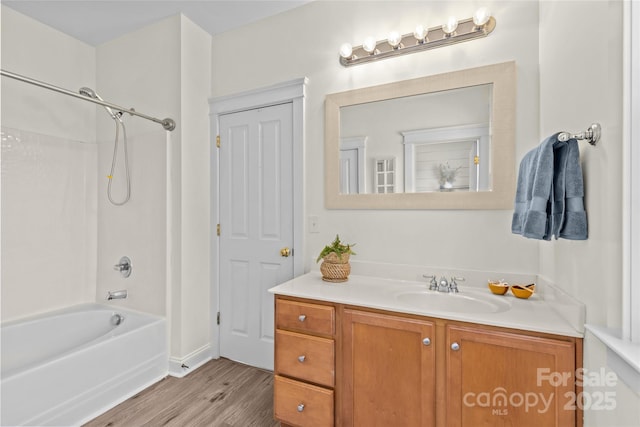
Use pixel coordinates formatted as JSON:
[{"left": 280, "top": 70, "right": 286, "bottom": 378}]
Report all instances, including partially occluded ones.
[
  {"left": 342, "top": 309, "right": 435, "bottom": 427},
  {"left": 446, "top": 325, "right": 576, "bottom": 427}
]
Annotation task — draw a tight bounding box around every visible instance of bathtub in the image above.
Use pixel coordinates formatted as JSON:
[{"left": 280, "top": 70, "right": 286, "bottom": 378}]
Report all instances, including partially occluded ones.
[{"left": 1, "top": 303, "right": 167, "bottom": 426}]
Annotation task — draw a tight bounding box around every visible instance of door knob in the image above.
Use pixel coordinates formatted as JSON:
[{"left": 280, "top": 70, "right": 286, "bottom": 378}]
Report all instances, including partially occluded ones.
[
  {"left": 451, "top": 342, "right": 460, "bottom": 351},
  {"left": 280, "top": 247, "right": 291, "bottom": 257}
]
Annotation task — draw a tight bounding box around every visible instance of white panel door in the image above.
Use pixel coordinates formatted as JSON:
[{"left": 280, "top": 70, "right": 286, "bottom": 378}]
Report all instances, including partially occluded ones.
[
  {"left": 219, "top": 103, "right": 294, "bottom": 370},
  {"left": 340, "top": 149, "right": 359, "bottom": 194}
]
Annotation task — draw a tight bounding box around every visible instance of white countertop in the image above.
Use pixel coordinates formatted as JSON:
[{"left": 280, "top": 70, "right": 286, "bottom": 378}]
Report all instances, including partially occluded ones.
[{"left": 269, "top": 271, "right": 584, "bottom": 338}]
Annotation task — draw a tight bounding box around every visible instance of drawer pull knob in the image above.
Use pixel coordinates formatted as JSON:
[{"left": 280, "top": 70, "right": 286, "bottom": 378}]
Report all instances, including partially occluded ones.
[
  {"left": 422, "top": 337, "right": 431, "bottom": 346},
  {"left": 451, "top": 342, "right": 460, "bottom": 351},
  {"left": 298, "top": 355, "right": 306, "bottom": 363},
  {"left": 298, "top": 314, "right": 306, "bottom": 322},
  {"left": 297, "top": 403, "right": 305, "bottom": 412}
]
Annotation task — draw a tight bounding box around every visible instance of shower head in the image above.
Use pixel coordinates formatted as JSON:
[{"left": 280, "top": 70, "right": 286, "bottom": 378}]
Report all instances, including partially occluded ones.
[{"left": 79, "top": 87, "right": 119, "bottom": 120}]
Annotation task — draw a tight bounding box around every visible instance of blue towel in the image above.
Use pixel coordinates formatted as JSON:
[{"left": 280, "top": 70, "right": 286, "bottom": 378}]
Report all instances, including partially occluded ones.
[{"left": 512, "top": 133, "right": 587, "bottom": 240}]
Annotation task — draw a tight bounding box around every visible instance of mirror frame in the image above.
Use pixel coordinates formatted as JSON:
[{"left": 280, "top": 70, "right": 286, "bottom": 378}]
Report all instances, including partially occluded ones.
[{"left": 325, "top": 61, "right": 516, "bottom": 209}]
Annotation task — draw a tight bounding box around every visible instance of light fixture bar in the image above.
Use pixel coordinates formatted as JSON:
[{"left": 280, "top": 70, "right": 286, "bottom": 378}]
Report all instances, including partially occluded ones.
[{"left": 340, "top": 16, "right": 496, "bottom": 67}]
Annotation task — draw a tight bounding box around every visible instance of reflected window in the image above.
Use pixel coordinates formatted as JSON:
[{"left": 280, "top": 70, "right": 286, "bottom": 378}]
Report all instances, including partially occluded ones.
[{"left": 374, "top": 158, "right": 395, "bottom": 193}]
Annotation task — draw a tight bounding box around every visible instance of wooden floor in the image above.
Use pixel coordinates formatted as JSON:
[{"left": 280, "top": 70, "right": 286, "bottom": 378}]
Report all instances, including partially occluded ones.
[{"left": 84, "top": 358, "right": 280, "bottom": 427}]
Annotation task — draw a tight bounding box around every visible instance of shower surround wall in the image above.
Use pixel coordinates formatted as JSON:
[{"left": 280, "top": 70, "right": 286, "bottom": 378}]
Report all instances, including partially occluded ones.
[
  {"left": 1, "top": 5, "right": 97, "bottom": 321},
  {"left": 95, "top": 14, "right": 213, "bottom": 370},
  {"left": 2, "top": 7, "right": 212, "bottom": 373}
]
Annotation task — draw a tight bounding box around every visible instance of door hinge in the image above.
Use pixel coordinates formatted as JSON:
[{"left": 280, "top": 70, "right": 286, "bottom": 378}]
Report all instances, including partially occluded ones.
[
  {"left": 216, "top": 135, "right": 220, "bottom": 148},
  {"left": 217, "top": 223, "right": 220, "bottom": 236},
  {"left": 217, "top": 311, "right": 220, "bottom": 325},
  {"left": 474, "top": 155, "right": 480, "bottom": 165}
]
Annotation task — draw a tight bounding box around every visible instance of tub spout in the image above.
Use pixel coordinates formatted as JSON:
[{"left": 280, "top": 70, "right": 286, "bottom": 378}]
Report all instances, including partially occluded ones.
[{"left": 107, "top": 289, "right": 127, "bottom": 300}]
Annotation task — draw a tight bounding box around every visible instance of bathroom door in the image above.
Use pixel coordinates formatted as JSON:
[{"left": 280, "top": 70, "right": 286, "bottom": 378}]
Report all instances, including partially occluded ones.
[{"left": 218, "top": 102, "right": 294, "bottom": 370}]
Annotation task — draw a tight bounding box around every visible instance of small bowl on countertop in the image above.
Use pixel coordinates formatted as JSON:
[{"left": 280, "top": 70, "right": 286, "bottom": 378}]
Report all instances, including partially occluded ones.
[
  {"left": 488, "top": 280, "right": 509, "bottom": 295},
  {"left": 510, "top": 284, "right": 536, "bottom": 299}
]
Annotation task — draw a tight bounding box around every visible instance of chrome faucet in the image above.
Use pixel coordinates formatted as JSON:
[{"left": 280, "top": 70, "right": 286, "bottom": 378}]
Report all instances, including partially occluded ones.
[
  {"left": 437, "top": 276, "right": 450, "bottom": 292},
  {"left": 107, "top": 289, "right": 127, "bottom": 300},
  {"left": 449, "top": 277, "right": 465, "bottom": 293},
  {"left": 423, "top": 274, "right": 438, "bottom": 291}
]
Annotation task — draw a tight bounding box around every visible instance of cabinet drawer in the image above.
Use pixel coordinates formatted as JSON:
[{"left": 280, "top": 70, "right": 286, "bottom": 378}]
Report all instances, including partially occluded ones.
[
  {"left": 276, "top": 330, "right": 335, "bottom": 387},
  {"left": 274, "top": 375, "right": 334, "bottom": 427},
  {"left": 276, "top": 299, "right": 335, "bottom": 336}
]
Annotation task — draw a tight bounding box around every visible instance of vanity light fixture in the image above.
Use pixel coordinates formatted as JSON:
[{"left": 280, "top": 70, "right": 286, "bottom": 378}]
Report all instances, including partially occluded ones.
[
  {"left": 339, "top": 8, "right": 496, "bottom": 67},
  {"left": 362, "top": 37, "right": 379, "bottom": 54},
  {"left": 442, "top": 16, "right": 459, "bottom": 36},
  {"left": 413, "top": 25, "right": 428, "bottom": 43}
]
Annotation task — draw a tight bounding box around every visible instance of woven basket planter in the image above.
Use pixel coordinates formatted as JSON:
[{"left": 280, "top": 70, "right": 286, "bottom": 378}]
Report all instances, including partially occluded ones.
[{"left": 320, "top": 253, "right": 351, "bottom": 283}]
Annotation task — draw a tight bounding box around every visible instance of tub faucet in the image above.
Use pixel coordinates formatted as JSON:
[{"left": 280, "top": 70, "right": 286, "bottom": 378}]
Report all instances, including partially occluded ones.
[{"left": 107, "top": 289, "right": 127, "bottom": 300}]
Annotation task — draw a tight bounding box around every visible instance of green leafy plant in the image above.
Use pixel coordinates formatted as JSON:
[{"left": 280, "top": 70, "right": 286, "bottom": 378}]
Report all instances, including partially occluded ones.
[{"left": 316, "top": 234, "right": 356, "bottom": 263}]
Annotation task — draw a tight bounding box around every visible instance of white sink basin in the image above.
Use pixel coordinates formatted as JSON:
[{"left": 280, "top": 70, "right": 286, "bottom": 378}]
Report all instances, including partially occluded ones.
[{"left": 392, "top": 289, "right": 511, "bottom": 314}]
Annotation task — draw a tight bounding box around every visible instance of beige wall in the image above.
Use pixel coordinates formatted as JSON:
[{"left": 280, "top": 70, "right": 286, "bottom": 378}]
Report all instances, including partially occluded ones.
[
  {"left": 539, "top": 1, "right": 639, "bottom": 426},
  {"left": 211, "top": 0, "right": 541, "bottom": 278}
]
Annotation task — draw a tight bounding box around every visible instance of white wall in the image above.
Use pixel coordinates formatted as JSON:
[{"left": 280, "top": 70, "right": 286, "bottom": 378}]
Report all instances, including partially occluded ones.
[
  {"left": 211, "top": 0, "right": 541, "bottom": 277},
  {"left": 539, "top": 1, "right": 639, "bottom": 426},
  {"left": 175, "top": 14, "right": 212, "bottom": 361},
  {"left": 1, "top": 5, "right": 97, "bottom": 321}
]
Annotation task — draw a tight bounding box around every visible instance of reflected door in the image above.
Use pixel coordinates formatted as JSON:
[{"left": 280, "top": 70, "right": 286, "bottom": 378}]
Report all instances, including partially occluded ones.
[{"left": 219, "top": 103, "right": 294, "bottom": 370}]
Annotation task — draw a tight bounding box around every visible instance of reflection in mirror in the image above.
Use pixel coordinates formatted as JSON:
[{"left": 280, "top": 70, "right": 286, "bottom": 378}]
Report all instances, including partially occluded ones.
[
  {"left": 340, "top": 85, "right": 492, "bottom": 194},
  {"left": 325, "top": 61, "right": 516, "bottom": 209}
]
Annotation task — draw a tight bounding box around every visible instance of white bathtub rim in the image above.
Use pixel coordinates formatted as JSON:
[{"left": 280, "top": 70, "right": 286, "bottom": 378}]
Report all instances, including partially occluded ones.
[
  {"left": 1, "top": 303, "right": 165, "bottom": 380},
  {"left": 1, "top": 302, "right": 164, "bottom": 327},
  {"left": 1, "top": 304, "right": 168, "bottom": 427},
  {"left": 2, "top": 319, "right": 164, "bottom": 383}
]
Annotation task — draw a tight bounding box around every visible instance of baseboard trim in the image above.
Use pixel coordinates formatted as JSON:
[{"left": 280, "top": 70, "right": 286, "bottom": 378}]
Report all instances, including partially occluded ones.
[{"left": 168, "top": 344, "right": 213, "bottom": 378}]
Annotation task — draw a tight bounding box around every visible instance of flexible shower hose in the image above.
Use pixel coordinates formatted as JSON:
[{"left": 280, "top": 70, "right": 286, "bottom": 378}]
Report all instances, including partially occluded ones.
[{"left": 107, "top": 116, "right": 131, "bottom": 206}]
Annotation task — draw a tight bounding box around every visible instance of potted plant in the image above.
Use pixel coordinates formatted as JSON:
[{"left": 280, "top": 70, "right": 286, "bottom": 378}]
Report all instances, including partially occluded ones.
[
  {"left": 316, "top": 235, "right": 356, "bottom": 282},
  {"left": 437, "top": 162, "right": 462, "bottom": 191}
]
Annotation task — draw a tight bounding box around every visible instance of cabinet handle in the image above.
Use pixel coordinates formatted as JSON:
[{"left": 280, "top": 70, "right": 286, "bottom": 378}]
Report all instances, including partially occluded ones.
[
  {"left": 298, "top": 355, "right": 306, "bottom": 363},
  {"left": 422, "top": 337, "right": 431, "bottom": 346},
  {"left": 451, "top": 342, "right": 460, "bottom": 351},
  {"left": 297, "top": 403, "right": 305, "bottom": 412},
  {"left": 298, "top": 314, "right": 306, "bottom": 322}
]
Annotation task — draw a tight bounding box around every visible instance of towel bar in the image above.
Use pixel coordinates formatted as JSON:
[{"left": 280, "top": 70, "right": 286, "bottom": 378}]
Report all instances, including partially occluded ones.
[{"left": 558, "top": 123, "right": 601, "bottom": 146}]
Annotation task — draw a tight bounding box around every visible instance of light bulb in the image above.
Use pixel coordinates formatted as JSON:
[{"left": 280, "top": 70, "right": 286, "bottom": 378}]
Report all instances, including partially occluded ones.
[
  {"left": 339, "top": 43, "right": 353, "bottom": 59},
  {"left": 387, "top": 31, "right": 402, "bottom": 49},
  {"left": 473, "top": 7, "right": 491, "bottom": 27},
  {"left": 363, "top": 37, "right": 378, "bottom": 54},
  {"left": 442, "top": 16, "right": 458, "bottom": 35},
  {"left": 413, "top": 24, "right": 428, "bottom": 42}
]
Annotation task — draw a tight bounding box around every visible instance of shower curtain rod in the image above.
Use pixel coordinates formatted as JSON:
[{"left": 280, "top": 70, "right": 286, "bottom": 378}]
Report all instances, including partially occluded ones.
[{"left": 0, "top": 69, "right": 176, "bottom": 131}]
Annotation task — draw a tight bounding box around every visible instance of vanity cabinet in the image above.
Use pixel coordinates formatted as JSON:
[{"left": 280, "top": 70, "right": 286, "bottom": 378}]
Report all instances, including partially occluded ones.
[
  {"left": 341, "top": 309, "right": 435, "bottom": 427},
  {"left": 446, "top": 324, "right": 577, "bottom": 427},
  {"left": 274, "top": 298, "right": 335, "bottom": 427},
  {"left": 273, "top": 296, "right": 582, "bottom": 427}
]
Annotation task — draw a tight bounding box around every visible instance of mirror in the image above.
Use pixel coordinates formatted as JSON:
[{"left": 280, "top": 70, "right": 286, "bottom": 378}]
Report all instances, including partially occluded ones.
[{"left": 325, "top": 61, "right": 516, "bottom": 209}]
